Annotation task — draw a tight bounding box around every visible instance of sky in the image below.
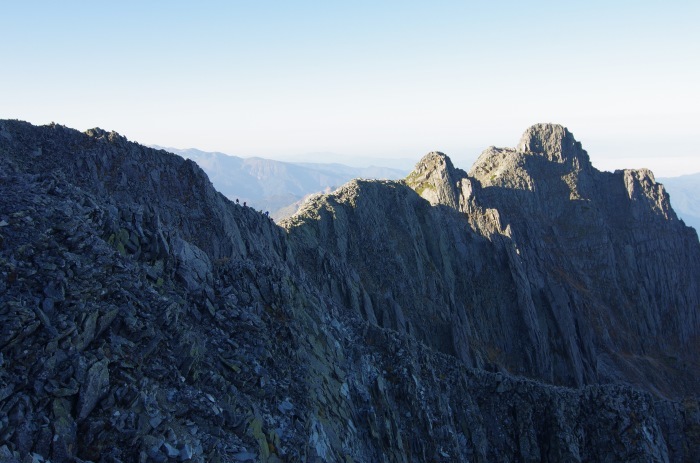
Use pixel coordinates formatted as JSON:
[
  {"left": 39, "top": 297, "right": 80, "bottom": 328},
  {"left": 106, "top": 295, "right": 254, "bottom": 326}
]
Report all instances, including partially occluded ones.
[{"left": 1, "top": 1, "right": 698, "bottom": 176}]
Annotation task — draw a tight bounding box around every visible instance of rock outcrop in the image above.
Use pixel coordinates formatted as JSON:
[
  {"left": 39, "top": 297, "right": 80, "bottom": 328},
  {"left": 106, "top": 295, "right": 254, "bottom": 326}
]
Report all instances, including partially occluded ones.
[
  {"left": 285, "top": 124, "right": 700, "bottom": 398},
  {"left": 1, "top": 120, "right": 699, "bottom": 462},
  {"left": 465, "top": 124, "right": 699, "bottom": 394}
]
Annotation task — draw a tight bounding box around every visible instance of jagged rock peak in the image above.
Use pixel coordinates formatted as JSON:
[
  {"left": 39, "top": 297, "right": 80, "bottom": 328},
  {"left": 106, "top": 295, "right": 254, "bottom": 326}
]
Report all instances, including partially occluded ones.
[
  {"left": 408, "top": 151, "right": 468, "bottom": 185},
  {"left": 84, "top": 127, "right": 129, "bottom": 144},
  {"left": 413, "top": 151, "right": 454, "bottom": 171},
  {"left": 516, "top": 123, "right": 591, "bottom": 166},
  {"left": 406, "top": 151, "right": 471, "bottom": 208}
]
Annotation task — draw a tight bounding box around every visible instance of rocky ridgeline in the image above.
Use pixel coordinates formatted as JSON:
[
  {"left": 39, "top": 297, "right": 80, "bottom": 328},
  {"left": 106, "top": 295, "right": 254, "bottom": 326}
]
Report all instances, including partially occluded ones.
[
  {"left": 286, "top": 124, "right": 700, "bottom": 397},
  {"left": 1, "top": 120, "right": 699, "bottom": 462}
]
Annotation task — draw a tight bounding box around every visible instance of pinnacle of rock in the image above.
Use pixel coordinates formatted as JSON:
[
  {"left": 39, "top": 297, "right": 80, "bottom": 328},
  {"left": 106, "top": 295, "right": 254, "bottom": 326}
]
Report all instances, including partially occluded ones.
[
  {"left": 85, "top": 127, "right": 129, "bottom": 145},
  {"left": 414, "top": 151, "right": 453, "bottom": 170},
  {"left": 406, "top": 151, "right": 471, "bottom": 209},
  {"left": 516, "top": 123, "right": 591, "bottom": 166},
  {"left": 84, "top": 127, "right": 110, "bottom": 138}
]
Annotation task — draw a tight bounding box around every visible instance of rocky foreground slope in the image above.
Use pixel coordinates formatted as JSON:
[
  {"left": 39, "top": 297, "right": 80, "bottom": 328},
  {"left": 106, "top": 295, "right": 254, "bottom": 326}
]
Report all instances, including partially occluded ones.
[{"left": 0, "top": 120, "right": 699, "bottom": 462}]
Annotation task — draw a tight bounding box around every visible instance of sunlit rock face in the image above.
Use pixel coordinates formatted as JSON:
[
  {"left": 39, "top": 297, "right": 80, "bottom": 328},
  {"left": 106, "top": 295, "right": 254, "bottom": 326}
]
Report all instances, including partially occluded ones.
[{"left": 1, "top": 119, "right": 699, "bottom": 462}]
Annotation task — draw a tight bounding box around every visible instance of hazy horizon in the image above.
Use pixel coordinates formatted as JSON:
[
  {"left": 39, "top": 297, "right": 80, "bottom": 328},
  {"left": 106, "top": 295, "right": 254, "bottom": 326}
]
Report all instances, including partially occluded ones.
[
  {"left": 155, "top": 140, "right": 700, "bottom": 179},
  {"left": 2, "top": 1, "right": 698, "bottom": 177}
]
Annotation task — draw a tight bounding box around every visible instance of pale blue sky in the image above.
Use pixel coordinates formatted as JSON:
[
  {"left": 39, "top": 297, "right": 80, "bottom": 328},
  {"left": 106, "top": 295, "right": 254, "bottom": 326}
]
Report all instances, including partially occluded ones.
[{"left": 1, "top": 1, "right": 698, "bottom": 175}]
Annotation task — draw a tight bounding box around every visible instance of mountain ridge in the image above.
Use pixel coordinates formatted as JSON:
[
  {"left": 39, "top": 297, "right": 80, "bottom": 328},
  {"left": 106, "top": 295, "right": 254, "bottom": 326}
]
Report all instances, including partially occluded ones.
[
  {"left": 152, "top": 140, "right": 700, "bottom": 233},
  {"left": 285, "top": 123, "right": 699, "bottom": 395},
  {"left": 152, "top": 145, "right": 407, "bottom": 220},
  {"left": 1, "top": 119, "right": 699, "bottom": 462}
]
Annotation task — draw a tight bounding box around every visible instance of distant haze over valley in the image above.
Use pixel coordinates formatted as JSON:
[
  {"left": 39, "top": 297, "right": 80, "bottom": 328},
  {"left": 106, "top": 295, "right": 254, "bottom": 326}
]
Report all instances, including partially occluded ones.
[
  {"left": 153, "top": 146, "right": 408, "bottom": 220},
  {"left": 658, "top": 173, "right": 700, "bottom": 232},
  {"left": 266, "top": 151, "right": 416, "bottom": 171}
]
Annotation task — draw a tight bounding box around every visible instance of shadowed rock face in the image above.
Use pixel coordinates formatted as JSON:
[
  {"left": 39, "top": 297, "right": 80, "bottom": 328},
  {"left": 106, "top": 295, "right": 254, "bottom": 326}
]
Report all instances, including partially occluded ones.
[
  {"left": 1, "top": 119, "right": 699, "bottom": 462},
  {"left": 286, "top": 123, "right": 700, "bottom": 396},
  {"left": 468, "top": 125, "right": 700, "bottom": 393}
]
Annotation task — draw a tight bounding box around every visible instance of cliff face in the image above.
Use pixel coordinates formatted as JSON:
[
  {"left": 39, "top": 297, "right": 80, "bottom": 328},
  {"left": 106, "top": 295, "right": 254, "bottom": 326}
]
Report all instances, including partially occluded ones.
[
  {"left": 466, "top": 125, "right": 700, "bottom": 393},
  {"left": 285, "top": 124, "right": 700, "bottom": 397},
  {"left": 1, "top": 120, "right": 699, "bottom": 462},
  {"left": 466, "top": 124, "right": 699, "bottom": 393},
  {"left": 283, "top": 179, "right": 531, "bottom": 371}
]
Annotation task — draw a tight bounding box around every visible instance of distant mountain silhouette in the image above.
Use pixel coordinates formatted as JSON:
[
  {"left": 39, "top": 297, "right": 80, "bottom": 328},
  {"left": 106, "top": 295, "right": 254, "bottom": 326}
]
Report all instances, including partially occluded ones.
[
  {"left": 152, "top": 146, "right": 407, "bottom": 219},
  {"left": 659, "top": 172, "right": 700, "bottom": 233}
]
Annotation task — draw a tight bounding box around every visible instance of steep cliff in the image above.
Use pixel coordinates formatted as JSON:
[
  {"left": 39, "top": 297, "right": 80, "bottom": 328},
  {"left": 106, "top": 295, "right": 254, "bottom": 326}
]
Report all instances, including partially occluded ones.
[
  {"left": 465, "top": 125, "right": 700, "bottom": 394},
  {"left": 1, "top": 120, "right": 699, "bottom": 462},
  {"left": 286, "top": 124, "right": 700, "bottom": 397}
]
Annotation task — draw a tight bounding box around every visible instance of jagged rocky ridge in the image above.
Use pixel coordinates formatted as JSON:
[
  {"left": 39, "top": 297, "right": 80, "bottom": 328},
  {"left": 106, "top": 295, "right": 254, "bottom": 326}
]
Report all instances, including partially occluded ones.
[
  {"left": 151, "top": 146, "right": 407, "bottom": 221},
  {"left": 0, "top": 120, "right": 699, "bottom": 462},
  {"left": 286, "top": 124, "right": 700, "bottom": 397}
]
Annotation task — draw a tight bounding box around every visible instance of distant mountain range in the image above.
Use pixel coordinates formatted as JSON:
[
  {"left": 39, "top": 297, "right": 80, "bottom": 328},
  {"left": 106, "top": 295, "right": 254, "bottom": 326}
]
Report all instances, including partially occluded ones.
[
  {"left": 152, "top": 146, "right": 408, "bottom": 219},
  {"left": 658, "top": 173, "right": 700, "bottom": 232}
]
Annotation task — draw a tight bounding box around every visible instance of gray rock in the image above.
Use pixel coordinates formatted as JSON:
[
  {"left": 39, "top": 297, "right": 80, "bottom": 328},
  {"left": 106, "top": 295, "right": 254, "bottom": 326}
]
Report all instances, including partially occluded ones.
[
  {"left": 77, "top": 359, "right": 110, "bottom": 421},
  {"left": 143, "top": 435, "right": 165, "bottom": 460},
  {"left": 277, "top": 399, "right": 293, "bottom": 414},
  {"left": 232, "top": 452, "right": 257, "bottom": 462},
  {"left": 177, "top": 443, "right": 193, "bottom": 461},
  {"left": 162, "top": 442, "right": 179, "bottom": 458},
  {"left": 0, "top": 445, "right": 20, "bottom": 463},
  {"left": 172, "top": 237, "right": 212, "bottom": 292},
  {"left": 0, "top": 119, "right": 698, "bottom": 463}
]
